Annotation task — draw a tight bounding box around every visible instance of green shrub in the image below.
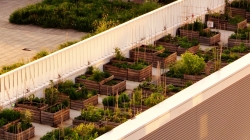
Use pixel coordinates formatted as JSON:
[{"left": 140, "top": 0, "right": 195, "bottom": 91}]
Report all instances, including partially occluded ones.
[
  {"left": 0, "top": 62, "right": 25, "bottom": 75},
  {"left": 9, "top": 0, "right": 160, "bottom": 32},
  {"left": 32, "top": 49, "right": 50, "bottom": 61}
]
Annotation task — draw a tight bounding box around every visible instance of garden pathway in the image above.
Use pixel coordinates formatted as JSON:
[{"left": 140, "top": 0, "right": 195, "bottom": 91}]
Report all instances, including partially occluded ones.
[{"left": 0, "top": 0, "right": 87, "bottom": 67}]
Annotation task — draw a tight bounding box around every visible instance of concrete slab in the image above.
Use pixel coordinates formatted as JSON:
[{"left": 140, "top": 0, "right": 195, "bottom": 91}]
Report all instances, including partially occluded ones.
[{"left": 0, "top": 0, "right": 87, "bottom": 67}]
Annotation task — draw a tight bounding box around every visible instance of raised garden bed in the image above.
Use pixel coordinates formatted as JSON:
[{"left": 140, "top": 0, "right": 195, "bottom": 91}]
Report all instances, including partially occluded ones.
[
  {"left": 129, "top": 45, "right": 165, "bottom": 64},
  {"left": 246, "top": 11, "right": 250, "bottom": 22},
  {"left": 155, "top": 40, "right": 178, "bottom": 52},
  {"left": 227, "top": 19, "right": 247, "bottom": 31},
  {"left": 183, "top": 74, "right": 206, "bottom": 83},
  {"left": 75, "top": 75, "right": 114, "bottom": 92},
  {"left": 103, "top": 62, "right": 152, "bottom": 82},
  {"left": 103, "top": 63, "right": 128, "bottom": 80},
  {"left": 0, "top": 119, "right": 20, "bottom": 139},
  {"left": 152, "top": 51, "right": 177, "bottom": 68},
  {"left": 4, "top": 126, "right": 35, "bottom": 140},
  {"left": 228, "top": 38, "right": 250, "bottom": 48},
  {"left": 100, "top": 79, "right": 126, "bottom": 95},
  {"left": 177, "top": 45, "right": 199, "bottom": 55},
  {"left": 15, "top": 103, "right": 48, "bottom": 123},
  {"left": 179, "top": 29, "right": 200, "bottom": 41},
  {"left": 41, "top": 104, "right": 70, "bottom": 127},
  {"left": 110, "top": 58, "right": 135, "bottom": 65},
  {"left": 161, "top": 73, "right": 184, "bottom": 87},
  {"left": 127, "top": 64, "right": 152, "bottom": 82},
  {"left": 207, "top": 14, "right": 247, "bottom": 31},
  {"left": 199, "top": 28, "right": 221, "bottom": 45},
  {"left": 229, "top": 7, "right": 246, "bottom": 19},
  {"left": 70, "top": 95, "right": 98, "bottom": 110}
]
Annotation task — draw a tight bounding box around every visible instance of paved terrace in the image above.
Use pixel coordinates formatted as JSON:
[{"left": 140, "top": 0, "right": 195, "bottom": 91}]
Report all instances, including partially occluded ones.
[{"left": 0, "top": 0, "right": 86, "bottom": 67}]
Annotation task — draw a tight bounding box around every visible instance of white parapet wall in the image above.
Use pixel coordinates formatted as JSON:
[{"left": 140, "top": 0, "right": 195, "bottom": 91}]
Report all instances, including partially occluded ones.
[{"left": 0, "top": 0, "right": 230, "bottom": 107}]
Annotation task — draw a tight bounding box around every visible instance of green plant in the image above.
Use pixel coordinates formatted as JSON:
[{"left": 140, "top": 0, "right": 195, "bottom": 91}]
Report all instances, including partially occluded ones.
[
  {"left": 0, "top": 61, "right": 25, "bottom": 75},
  {"left": 166, "top": 52, "right": 205, "bottom": 77},
  {"left": 0, "top": 109, "right": 21, "bottom": 127},
  {"left": 102, "top": 92, "right": 130, "bottom": 108},
  {"left": 199, "top": 29, "right": 219, "bottom": 37},
  {"left": 77, "top": 105, "right": 104, "bottom": 122},
  {"left": 228, "top": 15, "right": 244, "bottom": 25},
  {"left": 176, "top": 36, "right": 199, "bottom": 48},
  {"left": 80, "top": 67, "right": 111, "bottom": 82},
  {"left": 114, "top": 47, "right": 126, "bottom": 61},
  {"left": 144, "top": 93, "right": 165, "bottom": 107},
  {"left": 181, "top": 17, "right": 206, "bottom": 31},
  {"left": 230, "top": 43, "right": 248, "bottom": 53},
  {"left": 32, "top": 49, "right": 50, "bottom": 61},
  {"left": 157, "top": 49, "right": 172, "bottom": 58},
  {"left": 167, "top": 84, "right": 182, "bottom": 92},
  {"left": 45, "top": 81, "right": 59, "bottom": 106}
]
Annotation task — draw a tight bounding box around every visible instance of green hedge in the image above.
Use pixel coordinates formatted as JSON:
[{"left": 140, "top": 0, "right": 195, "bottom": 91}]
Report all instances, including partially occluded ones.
[{"left": 9, "top": 0, "right": 161, "bottom": 32}]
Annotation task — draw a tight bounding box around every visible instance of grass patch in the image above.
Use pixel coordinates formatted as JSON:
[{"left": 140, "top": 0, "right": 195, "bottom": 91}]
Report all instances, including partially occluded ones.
[
  {"left": 32, "top": 49, "right": 50, "bottom": 61},
  {"left": 0, "top": 62, "right": 25, "bottom": 75}
]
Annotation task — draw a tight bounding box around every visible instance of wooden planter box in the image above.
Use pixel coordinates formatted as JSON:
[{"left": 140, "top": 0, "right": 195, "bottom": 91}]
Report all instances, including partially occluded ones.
[
  {"left": 199, "top": 33, "right": 221, "bottom": 46},
  {"left": 161, "top": 74, "right": 184, "bottom": 87},
  {"left": 100, "top": 79, "right": 126, "bottom": 95},
  {"left": 58, "top": 94, "right": 70, "bottom": 103},
  {"left": 41, "top": 107, "right": 70, "bottom": 127},
  {"left": 177, "top": 45, "right": 199, "bottom": 55},
  {"left": 103, "top": 63, "right": 128, "bottom": 80},
  {"left": 152, "top": 52, "right": 177, "bottom": 68},
  {"left": 4, "top": 126, "right": 35, "bottom": 140},
  {"left": 155, "top": 40, "right": 178, "bottom": 52},
  {"left": 207, "top": 17, "right": 227, "bottom": 30},
  {"left": 75, "top": 75, "right": 114, "bottom": 92},
  {"left": 183, "top": 74, "right": 206, "bottom": 83},
  {"left": 110, "top": 58, "right": 135, "bottom": 65},
  {"left": 229, "top": 7, "right": 246, "bottom": 19},
  {"left": 72, "top": 119, "right": 101, "bottom": 127},
  {"left": 127, "top": 64, "right": 152, "bottom": 82},
  {"left": 104, "top": 105, "right": 149, "bottom": 114},
  {"left": 15, "top": 103, "right": 48, "bottom": 123},
  {"left": 0, "top": 119, "right": 20, "bottom": 139},
  {"left": 70, "top": 95, "right": 98, "bottom": 110},
  {"left": 228, "top": 38, "right": 250, "bottom": 48},
  {"left": 129, "top": 46, "right": 164, "bottom": 64},
  {"left": 104, "top": 63, "right": 152, "bottom": 82},
  {"left": 179, "top": 29, "right": 200, "bottom": 41},
  {"left": 227, "top": 19, "right": 247, "bottom": 31},
  {"left": 101, "top": 121, "right": 122, "bottom": 128},
  {"left": 246, "top": 11, "right": 250, "bottom": 22}
]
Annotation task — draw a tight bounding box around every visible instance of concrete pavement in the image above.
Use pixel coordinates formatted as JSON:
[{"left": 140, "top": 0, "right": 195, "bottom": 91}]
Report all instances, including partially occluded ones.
[{"left": 0, "top": 0, "right": 87, "bottom": 67}]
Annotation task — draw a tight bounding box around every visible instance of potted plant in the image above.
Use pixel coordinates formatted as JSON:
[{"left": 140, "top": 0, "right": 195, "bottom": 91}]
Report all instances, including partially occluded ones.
[
  {"left": 40, "top": 123, "right": 112, "bottom": 140},
  {"left": 75, "top": 66, "right": 114, "bottom": 92},
  {"left": 152, "top": 49, "right": 177, "bottom": 68},
  {"left": 103, "top": 60, "right": 152, "bottom": 82},
  {"left": 155, "top": 34, "right": 179, "bottom": 52},
  {"left": 228, "top": 27, "right": 250, "bottom": 47},
  {"left": 129, "top": 44, "right": 165, "bottom": 64},
  {"left": 221, "top": 49, "right": 240, "bottom": 67},
  {"left": 56, "top": 80, "right": 98, "bottom": 110},
  {"left": 102, "top": 92, "right": 130, "bottom": 111},
  {"left": 0, "top": 109, "right": 21, "bottom": 139},
  {"left": 100, "top": 78, "right": 126, "bottom": 95},
  {"left": 176, "top": 36, "right": 200, "bottom": 55},
  {"left": 4, "top": 110, "right": 35, "bottom": 140},
  {"left": 15, "top": 94, "right": 47, "bottom": 123}
]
